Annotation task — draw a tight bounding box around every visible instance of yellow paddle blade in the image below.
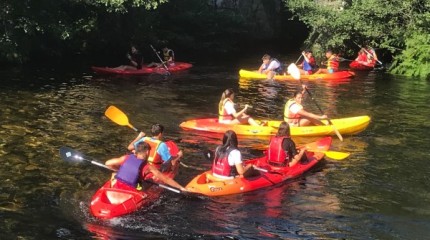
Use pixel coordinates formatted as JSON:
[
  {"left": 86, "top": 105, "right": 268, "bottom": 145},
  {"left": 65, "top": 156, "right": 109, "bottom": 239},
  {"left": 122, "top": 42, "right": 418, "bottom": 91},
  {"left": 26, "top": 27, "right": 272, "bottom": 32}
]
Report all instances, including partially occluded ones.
[
  {"left": 322, "top": 150, "right": 350, "bottom": 160},
  {"left": 105, "top": 105, "right": 130, "bottom": 127},
  {"left": 287, "top": 63, "right": 301, "bottom": 80}
]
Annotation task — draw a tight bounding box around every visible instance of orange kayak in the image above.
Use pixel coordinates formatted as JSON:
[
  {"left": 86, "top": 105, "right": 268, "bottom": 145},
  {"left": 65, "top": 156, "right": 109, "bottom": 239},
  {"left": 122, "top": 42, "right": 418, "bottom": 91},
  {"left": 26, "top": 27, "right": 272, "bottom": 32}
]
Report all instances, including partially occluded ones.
[{"left": 185, "top": 137, "right": 331, "bottom": 196}]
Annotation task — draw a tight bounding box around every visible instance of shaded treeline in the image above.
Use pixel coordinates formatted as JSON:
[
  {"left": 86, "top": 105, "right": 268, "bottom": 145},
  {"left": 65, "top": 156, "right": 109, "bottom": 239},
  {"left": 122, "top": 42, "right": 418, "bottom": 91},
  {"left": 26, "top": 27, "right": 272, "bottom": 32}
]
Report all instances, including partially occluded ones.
[{"left": 0, "top": 0, "right": 306, "bottom": 68}]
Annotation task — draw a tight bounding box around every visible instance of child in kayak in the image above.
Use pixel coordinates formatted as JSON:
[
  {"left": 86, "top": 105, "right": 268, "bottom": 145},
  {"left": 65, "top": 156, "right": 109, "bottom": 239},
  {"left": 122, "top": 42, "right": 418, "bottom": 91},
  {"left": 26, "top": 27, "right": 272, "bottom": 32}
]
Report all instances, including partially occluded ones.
[
  {"left": 284, "top": 85, "right": 327, "bottom": 126},
  {"left": 127, "top": 123, "right": 183, "bottom": 172},
  {"left": 314, "top": 50, "right": 339, "bottom": 74},
  {"left": 113, "top": 45, "right": 144, "bottom": 70},
  {"left": 218, "top": 88, "right": 260, "bottom": 126},
  {"left": 298, "top": 50, "right": 316, "bottom": 75},
  {"left": 105, "top": 141, "right": 187, "bottom": 191},
  {"left": 267, "top": 121, "right": 307, "bottom": 167},
  {"left": 212, "top": 130, "right": 255, "bottom": 179},
  {"left": 258, "top": 54, "right": 283, "bottom": 80}
]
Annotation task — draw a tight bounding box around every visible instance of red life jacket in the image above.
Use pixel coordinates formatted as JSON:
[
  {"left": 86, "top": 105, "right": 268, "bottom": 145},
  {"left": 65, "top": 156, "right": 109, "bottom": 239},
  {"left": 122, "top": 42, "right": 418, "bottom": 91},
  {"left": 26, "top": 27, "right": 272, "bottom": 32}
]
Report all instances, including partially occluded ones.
[
  {"left": 218, "top": 98, "right": 234, "bottom": 121},
  {"left": 212, "top": 147, "right": 238, "bottom": 177},
  {"left": 267, "top": 136, "right": 290, "bottom": 166}
]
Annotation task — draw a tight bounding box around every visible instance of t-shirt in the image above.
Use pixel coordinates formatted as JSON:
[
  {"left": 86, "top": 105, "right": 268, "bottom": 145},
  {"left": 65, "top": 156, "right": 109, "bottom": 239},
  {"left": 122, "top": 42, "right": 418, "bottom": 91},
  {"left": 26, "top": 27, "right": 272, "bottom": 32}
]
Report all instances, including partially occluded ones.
[
  {"left": 289, "top": 103, "right": 303, "bottom": 115},
  {"left": 224, "top": 100, "right": 236, "bottom": 115},
  {"left": 133, "top": 137, "right": 171, "bottom": 162},
  {"left": 281, "top": 138, "right": 298, "bottom": 161}
]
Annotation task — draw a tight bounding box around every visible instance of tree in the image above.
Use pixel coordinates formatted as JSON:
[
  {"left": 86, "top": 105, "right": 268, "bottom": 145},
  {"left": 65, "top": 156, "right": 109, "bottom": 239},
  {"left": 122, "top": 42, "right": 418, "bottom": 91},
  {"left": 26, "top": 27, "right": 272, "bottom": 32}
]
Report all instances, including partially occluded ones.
[{"left": 283, "top": 0, "right": 430, "bottom": 78}]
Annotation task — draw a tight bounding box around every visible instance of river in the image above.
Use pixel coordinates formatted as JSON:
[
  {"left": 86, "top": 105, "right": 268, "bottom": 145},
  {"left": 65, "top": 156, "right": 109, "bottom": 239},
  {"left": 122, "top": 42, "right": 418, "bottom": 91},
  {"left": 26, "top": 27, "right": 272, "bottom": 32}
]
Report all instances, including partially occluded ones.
[{"left": 0, "top": 60, "right": 429, "bottom": 239}]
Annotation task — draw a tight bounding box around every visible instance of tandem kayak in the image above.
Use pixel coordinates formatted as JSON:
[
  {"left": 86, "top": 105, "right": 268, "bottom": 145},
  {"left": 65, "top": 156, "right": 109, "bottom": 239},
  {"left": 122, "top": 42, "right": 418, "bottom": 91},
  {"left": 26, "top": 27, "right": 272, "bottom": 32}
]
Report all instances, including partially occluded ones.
[
  {"left": 91, "top": 62, "right": 193, "bottom": 75},
  {"left": 239, "top": 69, "right": 355, "bottom": 80},
  {"left": 179, "top": 116, "right": 371, "bottom": 137},
  {"left": 185, "top": 137, "right": 331, "bottom": 196},
  {"left": 349, "top": 61, "right": 375, "bottom": 70},
  {"left": 89, "top": 141, "right": 180, "bottom": 219}
]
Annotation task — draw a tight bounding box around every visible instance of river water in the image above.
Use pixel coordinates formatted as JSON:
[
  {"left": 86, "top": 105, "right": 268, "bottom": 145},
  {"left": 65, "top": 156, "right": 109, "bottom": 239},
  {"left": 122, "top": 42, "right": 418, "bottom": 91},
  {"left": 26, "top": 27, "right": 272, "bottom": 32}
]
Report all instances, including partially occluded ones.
[{"left": 0, "top": 60, "right": 429, "bottom": 239}]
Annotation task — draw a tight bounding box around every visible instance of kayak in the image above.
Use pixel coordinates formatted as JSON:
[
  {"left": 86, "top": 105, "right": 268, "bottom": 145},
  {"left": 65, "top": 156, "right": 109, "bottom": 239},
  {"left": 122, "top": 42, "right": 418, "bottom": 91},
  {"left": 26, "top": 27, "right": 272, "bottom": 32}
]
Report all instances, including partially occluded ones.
[
  {"left": 91, "top": 62, "right": 192, "bottom": 75},
  {"left": 349, "top": 61, "right": 375, "bottom": 70},
  {"left": 185, "top": 137, "right": 331, "bottom": 196},
  {"left": 89, "top": 141, "right": 180, "bottom": 219},
  {"left": 239, "top": 69, "right": 355, "bottom": 80},
  {"left": 179, "top": 115, "right": 371, "bottom": 137}
]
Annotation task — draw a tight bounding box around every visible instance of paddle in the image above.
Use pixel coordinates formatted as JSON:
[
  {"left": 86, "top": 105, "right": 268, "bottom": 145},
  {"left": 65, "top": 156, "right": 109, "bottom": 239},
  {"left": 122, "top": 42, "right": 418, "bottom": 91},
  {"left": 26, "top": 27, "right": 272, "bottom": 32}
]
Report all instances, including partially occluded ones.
[
  {"left": 150, "top": 44, "right": 170, "bottom": 75},
  {"left": 287, "top": 63, "right": 344, "bottom": 142},
  {"left": 59, "top": 146, "right": 183, "bottom": 194},
  {"left": 249, "top": 143, "right": 349, "bottom": 160},
  {"left": 353, "top": 41, "right": 383, "bottom": 66}
]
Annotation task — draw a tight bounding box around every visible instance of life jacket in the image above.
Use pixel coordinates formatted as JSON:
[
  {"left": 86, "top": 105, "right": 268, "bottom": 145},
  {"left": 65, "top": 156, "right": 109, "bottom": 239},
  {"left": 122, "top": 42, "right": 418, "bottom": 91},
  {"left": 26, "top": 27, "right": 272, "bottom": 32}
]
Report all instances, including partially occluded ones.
[
  {"left": 262, "top": 58, "right": 283, "bottom": 73},
  {"left": 143, "top": 137, "right": 164, "bottom": 165},
  {"left": 303, "top": 57, "right": 315, "bottom": 72},
  {"left": 327, "top": 55, "right": 339, "bottom": 71},
  {"left": 212, "top": 147, "right": 238, "bottom": 177},
  {"left": 267, "top": 136, "right": 290, "bottom": 166},
  {"left": 163, "top": 49, "right": 175, "bottom": 62},
  {"left": 218, "top": 98, "right": 234, "bottom": 122},
  {"left": 283, "top": 99, "right": 301, "bottom": 124},
  {"left": 115, "top": 154, "right": 146, "bottom": 188}
]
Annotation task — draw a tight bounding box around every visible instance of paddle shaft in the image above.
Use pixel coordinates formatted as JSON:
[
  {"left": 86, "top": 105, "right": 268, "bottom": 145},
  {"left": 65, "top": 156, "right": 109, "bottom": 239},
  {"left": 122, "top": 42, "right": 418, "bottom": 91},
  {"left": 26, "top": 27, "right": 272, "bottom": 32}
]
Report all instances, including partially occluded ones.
[
  {"left": 353, "top": 41, "right": 383, "bottom": 65},
  {"left": 303, "top": 88, "right": 343, "bottom": 141},
  {"left": 150, "top": 45, "right": 169, "bottom": 71}
]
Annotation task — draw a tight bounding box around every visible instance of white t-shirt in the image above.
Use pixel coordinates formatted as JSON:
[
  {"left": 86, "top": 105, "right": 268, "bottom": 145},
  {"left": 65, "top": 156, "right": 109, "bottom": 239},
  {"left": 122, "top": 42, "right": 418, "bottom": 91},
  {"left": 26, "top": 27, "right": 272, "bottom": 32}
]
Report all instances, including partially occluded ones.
[
  {"left": 289, "top": 103, "right": 303, "bottom": 115},
  {"left": 219, "top": 100, "right": 237, "bottom": 124},
  {"left": 212, "top": 149, "right": 243, "bottom": 179}
]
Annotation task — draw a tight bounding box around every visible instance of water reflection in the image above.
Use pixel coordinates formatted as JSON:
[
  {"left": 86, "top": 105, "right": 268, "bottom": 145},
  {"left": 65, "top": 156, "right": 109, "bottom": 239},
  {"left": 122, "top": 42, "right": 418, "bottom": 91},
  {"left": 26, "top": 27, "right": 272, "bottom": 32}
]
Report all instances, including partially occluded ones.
[{"left": 0, "top": 65, "right": 429, "bottom": 239}]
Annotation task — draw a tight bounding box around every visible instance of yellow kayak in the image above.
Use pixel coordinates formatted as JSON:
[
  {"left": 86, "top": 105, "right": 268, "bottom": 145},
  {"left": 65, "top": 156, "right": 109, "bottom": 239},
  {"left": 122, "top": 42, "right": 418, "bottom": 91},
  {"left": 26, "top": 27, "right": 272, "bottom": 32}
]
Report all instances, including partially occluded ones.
[
  {"left": 179, "top": 115, "right": 371, "bottom": 137},
  {"left": 239, "top": 69, "right": 355, "bottom": 81}
]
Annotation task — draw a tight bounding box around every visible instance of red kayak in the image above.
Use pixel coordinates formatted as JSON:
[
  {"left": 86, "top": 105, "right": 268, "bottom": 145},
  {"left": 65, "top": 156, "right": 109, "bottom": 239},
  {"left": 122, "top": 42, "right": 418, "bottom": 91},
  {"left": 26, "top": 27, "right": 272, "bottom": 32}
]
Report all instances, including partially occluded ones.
[
  {"left": 89, "top": 141, "right": 180, "bottom": 219},
  {"left": 186, "top": 137, "right": 332, "bottom": 196},
  {"left": 91, "top": 62, "right": 192, "bottom": 75},
  {"left": 349, "top": 60, "right": 375, "bottom": 70}
]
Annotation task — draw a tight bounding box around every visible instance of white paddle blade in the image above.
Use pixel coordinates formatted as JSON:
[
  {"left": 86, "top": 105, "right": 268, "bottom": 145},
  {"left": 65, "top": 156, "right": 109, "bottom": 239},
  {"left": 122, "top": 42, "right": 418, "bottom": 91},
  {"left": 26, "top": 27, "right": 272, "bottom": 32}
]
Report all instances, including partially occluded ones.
[{"left": 287, "top": 63, "right": 301, "bottom": 80}]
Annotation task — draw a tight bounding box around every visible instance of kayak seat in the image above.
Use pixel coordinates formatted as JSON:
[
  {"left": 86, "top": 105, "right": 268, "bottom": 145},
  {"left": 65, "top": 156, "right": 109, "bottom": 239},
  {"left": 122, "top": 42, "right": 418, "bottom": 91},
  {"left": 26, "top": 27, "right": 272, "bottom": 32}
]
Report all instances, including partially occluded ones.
[{"left": 106, "top": 191, "right": 133, "bottom": 205}]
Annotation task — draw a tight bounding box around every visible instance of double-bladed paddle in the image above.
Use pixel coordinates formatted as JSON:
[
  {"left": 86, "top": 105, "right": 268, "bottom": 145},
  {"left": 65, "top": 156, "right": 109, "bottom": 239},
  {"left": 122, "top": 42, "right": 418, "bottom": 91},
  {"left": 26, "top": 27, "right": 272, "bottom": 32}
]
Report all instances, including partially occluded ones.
[{"left": 59, "top": 146, "right": 183, "bottom": 194}]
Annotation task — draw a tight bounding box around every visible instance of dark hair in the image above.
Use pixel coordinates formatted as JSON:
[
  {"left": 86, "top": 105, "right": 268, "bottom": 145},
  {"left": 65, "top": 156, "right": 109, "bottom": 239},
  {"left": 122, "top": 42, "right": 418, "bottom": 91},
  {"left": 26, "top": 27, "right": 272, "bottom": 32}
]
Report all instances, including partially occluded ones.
[
  {"left": 218, "top": 88, "right": 235, "bottom": 113},
  {"left": 151, "top": 123, "right": 164, "bottom": 136},
  {"left": 293, "top": 90, "right": 302, "bottom": 98},
  {"left": 276, "top": 121, "right": 291, "bottom": 137},
  {"left": 135, "top": 141, "right": 151, "bottom": 154},
  {"left": 262, "top": 54, "right": 271, "bottom": 60},
  {"left": 220, "top": 130, "right": 238, "bottom": 152}
]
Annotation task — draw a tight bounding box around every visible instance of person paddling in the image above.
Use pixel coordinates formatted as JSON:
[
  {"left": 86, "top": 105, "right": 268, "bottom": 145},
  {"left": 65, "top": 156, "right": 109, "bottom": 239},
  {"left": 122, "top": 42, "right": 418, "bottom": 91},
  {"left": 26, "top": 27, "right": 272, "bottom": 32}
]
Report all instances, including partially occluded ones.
[
  {"left": 105, "top": 141, "right": 187, "bottom": 191},
  {"left": 267, "top": 122, "right": 307, "bottom": 168},
  {"left": 284, "top": 85, "right": 327, "bottom": 126},
  {"left": 298, "top": 50, "right": 316, "bottom": 75},
  {"left": 314, "top": 50, "right": 339, "bottom": 74},
  {"left": 218, "top": 88, "right": 260, "bottom": 126},
  {"left": 211, "top": 130, "right": 255, "bottom": 179},
  {"left": 258, "top": 54, "right": 283, "bottom": 80},
  {"left": 113, "top": 45, "right": 144, "bottom": 70}
]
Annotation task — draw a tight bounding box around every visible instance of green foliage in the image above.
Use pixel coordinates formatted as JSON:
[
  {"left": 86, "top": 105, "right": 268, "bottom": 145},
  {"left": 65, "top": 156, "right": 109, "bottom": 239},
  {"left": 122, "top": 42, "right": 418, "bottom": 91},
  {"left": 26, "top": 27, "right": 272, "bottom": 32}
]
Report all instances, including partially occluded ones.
[
  {"left": 390, "top": 13, "right": 430, "bottom": 79},
  {"left": 283, "top": 0, "right": 430, "bottom": 78}
]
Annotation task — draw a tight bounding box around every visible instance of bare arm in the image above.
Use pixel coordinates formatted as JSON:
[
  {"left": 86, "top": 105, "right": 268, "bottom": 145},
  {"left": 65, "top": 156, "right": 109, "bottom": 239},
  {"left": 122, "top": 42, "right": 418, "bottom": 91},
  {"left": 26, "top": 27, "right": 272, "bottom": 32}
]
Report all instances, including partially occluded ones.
[
  {"left": 289, "top": 148, "right": 306, "bottom": 167},
  {"left": 148, "top": 165, "right": 186, "bottom": 191},
  {"left": 297, "top": 109, "right": 327, "bottom": 121},
  {"left": 127, "top": 131, "right": 146, "bottom": 151},
  {"left": 235, "top": 162, "right": 253, "bottom": 177},
  {"left": 105, "top": 155, "right": 126, "bottom": 171}
]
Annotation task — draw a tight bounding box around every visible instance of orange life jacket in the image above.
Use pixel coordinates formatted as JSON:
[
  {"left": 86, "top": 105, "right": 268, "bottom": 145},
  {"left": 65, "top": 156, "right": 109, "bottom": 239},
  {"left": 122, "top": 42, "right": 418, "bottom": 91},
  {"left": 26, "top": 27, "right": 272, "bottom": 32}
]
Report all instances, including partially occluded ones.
[
  {"left": 143, "top": 137, "right": 163, "bottom": 165},
  {"left": 327, "top": 55, "right": 339, "bottom": 71}
]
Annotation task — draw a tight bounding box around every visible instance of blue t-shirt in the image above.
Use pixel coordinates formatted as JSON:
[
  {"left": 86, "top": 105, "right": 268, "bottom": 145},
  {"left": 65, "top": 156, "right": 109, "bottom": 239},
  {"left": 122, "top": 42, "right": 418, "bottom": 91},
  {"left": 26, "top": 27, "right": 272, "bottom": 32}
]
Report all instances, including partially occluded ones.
[{"left": 133, "top": 137, "right": 171, "bottom": 162}]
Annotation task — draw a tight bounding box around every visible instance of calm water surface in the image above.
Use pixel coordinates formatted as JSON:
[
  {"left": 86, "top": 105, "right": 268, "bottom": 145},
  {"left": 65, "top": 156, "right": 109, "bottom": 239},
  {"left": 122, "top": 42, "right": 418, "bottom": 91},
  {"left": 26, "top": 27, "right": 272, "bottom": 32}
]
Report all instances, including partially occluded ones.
[{"left": 0, "top": 60, "right": 429, "bottom": 239}]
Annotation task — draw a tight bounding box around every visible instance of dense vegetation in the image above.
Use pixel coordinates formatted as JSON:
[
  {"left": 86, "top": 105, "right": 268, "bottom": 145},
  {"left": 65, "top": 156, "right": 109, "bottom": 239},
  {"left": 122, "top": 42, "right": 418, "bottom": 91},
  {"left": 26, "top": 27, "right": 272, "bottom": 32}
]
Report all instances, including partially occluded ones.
[
  {"left": 284, "top": 0, "right": 430, "bottom": 79},
  {"left": 1, "top": 0, "right": 428, "bottom": 78}
]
